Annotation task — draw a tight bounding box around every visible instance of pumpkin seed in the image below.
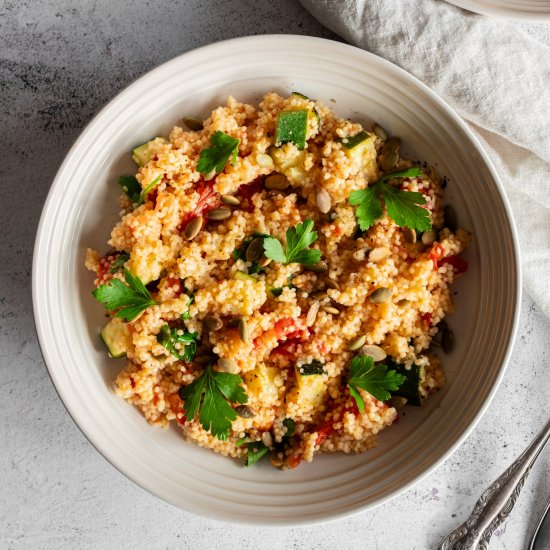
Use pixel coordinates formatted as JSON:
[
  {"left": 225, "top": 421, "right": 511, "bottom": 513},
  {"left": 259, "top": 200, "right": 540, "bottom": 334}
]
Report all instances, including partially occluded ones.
[
  {"left": 258, "top": 254, "right": 272, "bottom": 268},
  {"left": 203, "top": 315, "right": 222, "bottom": 332},
  {"left": 370, "top": 287, "right": 392, "bottom": 304},
  {"left": 372, "top": 123, "right": 388, "bottom": 141},
  {"left": 270, "top": 452, "right": 284, "bottom": 468},
  {"left": 310, "top": 291, "right": 328, "bottom": 300},
  {"left": 442, "top": 327, "right": 454, "bottom": 354},
  {"left": 421, "top": 230, "right": 437, "bottom": 246},
  {"left": 316, "top": 189, "right": 332, "bottom": 214},
  {"left": 368, "top": 247, "right": 390, "bottom": 262},
  {"left": 348, "top": 334, "right": 367, "bottom": 351},
  {"left": 265, "top": 173, "right": 289, "bottom": 190},
  {"left": 246, "top": 237, "right": 265, "bottom": 263},
  {"left": 218, "top": 357, "right": 239, "bottom": 374},
  {"left": 256, "top": 153, "right": 274, "bottom": 168},
  {"left": 444, "top": 205, "right": 457, "bottom": 232},
  {"left": 359, "top": 344, "right": 387, "bottom": 362},
  {"left": 396, "top": 299, "right": 411, "bottom": 307},
  {"left": 380, "top": 149, "right": 399, "bottom": 171},
  {"left": 221, "top": 194, "right": 241, "bottom": 206},
  {"left": 324, "top": 278, "right": 340, "bottom": 290},
  {"left": 403, "top": 227, "right": 417, "bottom": 244},
  {"left": 306, "top": 301, "right": 321, "bottom": 327},
  {"left": 308, "top": 261, "right": 328, "bottom": 273},
  {"left": 182, "top": 116, "right": 203, "bottom": 131},
  {"left": 206, "top": 207, "right": 232, "bottom": 221},
  {"left": 387, "top": 396, "right": 408, "bottom": 410},
  {"left": 322, "top": 305, "right": 340, "bottom": 315},
  {"left": 261, "top": 431, "right": 274, "bottom": 448},
  {"left": 235, "top": 405, "right": 255, "bottom": 418},
  {"left": 183, "top": 216, "right": 203, "bottom": 240},
  {"left": 238, "top": 317, "right": 250, "bottom": 343},
  {"left": 385, "top": 136, "right": 401, "bottom": 152}
]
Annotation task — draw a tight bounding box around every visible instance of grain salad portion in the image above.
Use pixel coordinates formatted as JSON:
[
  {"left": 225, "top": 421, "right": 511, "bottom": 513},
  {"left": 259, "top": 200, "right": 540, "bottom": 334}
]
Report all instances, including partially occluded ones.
[{"left": 86, "top": 91, "right": 470, "bottom": 470}]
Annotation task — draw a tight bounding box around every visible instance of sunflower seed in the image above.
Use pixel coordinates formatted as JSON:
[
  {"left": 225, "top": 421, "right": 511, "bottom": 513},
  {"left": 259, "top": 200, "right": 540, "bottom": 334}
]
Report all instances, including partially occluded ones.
[
  {"left": 396, "top": 299, "right": 411, "bottom": 307},
  {"left": 258, "top": 254, "right": 272, "bottom": 268},
  {"left": 368, "top": 247, "right": 390, "bottom": 262},
  {"left": 183, "top": 216, "right": 203, "bottom": 240},
  {"left": 380, "top": 149, "right": 399, "bottom": 171},
  {"left": 270, "top": 452, "right": 284, "bottom": 468},
  {"left": 265, "top": 173, "right": 289, "bottom": 190},
  {"left": 203, "top": 315, "right": 223, "bottom": 332},
  {"left": 403, "top": 227, "right": 417, "bottom": 244},
  {"left": 348, "top": 334, "right": 367, "bottom": 351},
  {"left": 235, "top": 405, "right": 255, "bottom": 418},
  {"left": 238, "top": 317, "right": 250, "bottom": 343},
  {"left": 310, "top": 291, "right": 328, "bottom": 300},
  {"left": 182, "top": 116, "right": 204, "bottom": 131},
  {"left": 221, "top": 194, "right": 241, "bottom": 206},
  {"left": 206, "top": 207, "right": 232, "bottom": 221},
  {"left": 324, "top": 278, "right": 340, "bottom": 290},
  {"left": 372, "top": 123, "right": 388, "bottom": 141},
  {"left": 306, "top": 301, "right": 321, "bottom": 326},
  {"left": 444, "top": 205, "right": 458, "bottom": 232},
  {"left": 370, "top": 287, "right": 392, "bottom": 304},
  {"left": 322, "top": 305, "right": 340, "bottom": 315},
  {"left": 246, "top": 237, "right": 265, "bottom": 263},
  {"left": 359, "top": 344, "right": 387, "bottom": 362},
  {"left": 316, "top": 190, "right": 332, "bottom": 213},
  {"left": 261, "top": 431, "right": 274, "bottom": 448},
  {"left": 385, "top": 136, "right": 401, "bottom": 152},
  {"left": 421, "top": 230, "right": 437, "bottom": 246},
  {"left": 308, "top": 261, "right": 328, "bottom": 273},
  {"left": 442, "top": 327, "right": 454, "bottom": 354},
  {"left": 218, "top": 357, "right": 239, "bottom": 374},
  {"left": 256, "top": 153, "right": 274, "bottom": 168}
]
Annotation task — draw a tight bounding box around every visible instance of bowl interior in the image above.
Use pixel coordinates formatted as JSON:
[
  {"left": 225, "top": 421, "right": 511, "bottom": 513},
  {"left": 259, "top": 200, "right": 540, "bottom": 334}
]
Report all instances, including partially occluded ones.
[{"left": 33, "top": 35, "right": 519, "bottom": 525}]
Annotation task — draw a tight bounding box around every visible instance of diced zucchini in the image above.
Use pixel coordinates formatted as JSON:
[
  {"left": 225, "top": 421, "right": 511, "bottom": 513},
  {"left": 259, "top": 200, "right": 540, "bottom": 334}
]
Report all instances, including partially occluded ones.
[
  {"left": 234, "top": 270, "right": 257, "bottom": 282},
  {"left": 101, "top": 318, "right": 132, "bottom": 358},
  {"left": 269, "top": 145, "right": 308, "bottom": 183},
  {"left": 244, "top": 365, "right": 279, "bottom": 403},
  {"left": 132, "top": 137, "right": 169, "bottom": 167},
  {"left": 293, "top": 366, "right": 326, "bottom": 408},
  {"left": 392, "top": 363, "right": 424, "bottom": 406}
]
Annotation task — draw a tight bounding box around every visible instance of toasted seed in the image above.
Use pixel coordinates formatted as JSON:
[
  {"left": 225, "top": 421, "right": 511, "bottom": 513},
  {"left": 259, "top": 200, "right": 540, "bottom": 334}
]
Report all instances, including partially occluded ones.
[
  {"left": 265, "top": 173, "right": 289, "bottom": 190},
  {"left": 256, "top": 153, "right": 274, "bottom": 168},
  {"left": 206, "top": 207, "right": 232, "bottom": 221},
  {"left": 396, "top": 299, "right": 411, "bottom": 307},
  {"left": 246, "top": 237, "right": 265, "bottom": 263},
  {"left": 403, "top": 227, "right": 417, "bottom": 244},
  {"left": 381, "top": 149, "right": 399, "bottom": 171},
  {"left": 182, "top": 116, "right": 203, "bottom": 131},
  {"left": 442, "top": 327, "right": 454, "bottom": 354},
  {"left": 261, "top": 431, "right": 274, "bottom": 448},
  {"left": 270, "top": 452, "right": 284, "bottom": 468},
  {"left": 370, "top": 287, "right": 392, "bottom": 304},
  {"left": 203, "top": 315, "right": 223, "bottom": 331},
  {"left": 235, "top": 405, "right": 255, "bottom": 418},
  {"left": 359, "top": 344, "right": 387, "bottom": 362},
  {"left": 316, "top": 189, "right": 331, "bottom": 213},
  {"left": 348, "top": 334, "right": 367, "bottom": 351},
  {"left": 258, "top": 254, "right": 272, "bottom": 268},
  {"left": 238, "top": 317, "right": 250, "bottom": 343},
  {"left": 203, "top": 169, "right": 216, "bottom": 181},
  {"left": 184, "top": 216, "right": 203, "bottom": 240},
  {"left": 306, "top": 301, "right": 321, "bottom": 327},
  {"left": 218, "top": 357, "right": 239, "bottom": 374},
  {"left": 324, "top": 278, "right": 340, "bottom": 290},
  {"left": 194, "top": 354, "right": 213, "bottom": 365},
  {"left": 221, "top": 194, "right": 241, "bottom": 206},
  {"left": 308, "top": 261, "right": 328, "bottom": 273},
  {"left": 385, "top": 136, "right": 401, "bottom": 152},
  {"left": 387, "top": 396, "right": 408, "bottom": 410},
  {"left": 444, "top": 205, "right": 458, "bottom": 232},
  {"left": 422, "top": 230, "right": 437, "bottom": 246},
  {"left": 372, "top": 123, "right": 388, "bottom": 141},
  {"left": 368, "top": 247, "right": 390, "bottom": 262},
  {"left": 322, "top": 305, "right": 340, "bottom": 315},
  {"left": 310, "top": 291, "right": 328, "bottom": 300}
]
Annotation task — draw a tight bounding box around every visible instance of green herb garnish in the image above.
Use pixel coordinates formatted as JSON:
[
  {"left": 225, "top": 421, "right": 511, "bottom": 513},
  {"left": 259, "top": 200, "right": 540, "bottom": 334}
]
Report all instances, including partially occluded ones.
[
  {"left": 349, "top": 168, "right": 431, "bottom": 232},
  {"left": 109, "top": 253, "right": 130, "bottom": 274},
  {"left": 275, "top": 110, "right": 309, "bottom": 149},
  {"left": 137, "top": 174, "right": 162, "bottom": 206},
  {"left": 180, "top": 289, "right": 194, "bottom": 321},
  {"left": 179, "top": 364, "right": 248, "bottom": 441},
  {"left": 92, "top": 268, "right": 158, "bottom": 321},
  {"left": 337, "top": 130, "right": 369, "bottom": 150},
  {"left": 235, "top": 437, "right": 247, "bottom": 448},
  {"left": 347, "top": 356, "right": 406, "bottom": 412},
  {"left": 197, "top": 131, "right": 240, "bottom": 175},
  {"left": 299, "top": 360, "right": 325, "bottom": 376},
  {"left": 157, "top": 325, "right": 198, "bottom": 362},
  {"left": 118, "top": 175, "right": 141, "bottom": 203},
  {"left": 245, "top": 442, "right": 270, "bottom": 467},
  {"left": 263, "top": 220, "right": 321, "bottom": 266},
  {"left": 282, "top": 418, "right": 296, "bottom": 437}
]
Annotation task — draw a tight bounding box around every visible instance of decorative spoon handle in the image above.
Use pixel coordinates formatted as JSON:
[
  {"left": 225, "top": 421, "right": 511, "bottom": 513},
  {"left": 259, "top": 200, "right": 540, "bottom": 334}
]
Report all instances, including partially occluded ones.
[{"left": 439, "top": 418, "right": 550, "bottom": 550}]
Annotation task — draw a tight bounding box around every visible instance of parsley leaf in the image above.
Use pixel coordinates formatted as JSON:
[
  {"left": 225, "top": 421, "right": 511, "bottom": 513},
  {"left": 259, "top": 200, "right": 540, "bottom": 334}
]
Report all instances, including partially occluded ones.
[
  {"left": 349, "top": 168, "right": 431, "bottom": 232},
  {"left": 246, "top": 442, "right": 270, "bottom": 467},
  {"left": 275, "top": 109, "right": 309, "bottom": 149},
  {"left": 179, "top": 365, "right": 248, "bottom": 441},
  {"left": 283, "top": 418, "right": 295, "bottom": 437},
  {"left": 109, "top": 253, "right": 130, "bottom": 274},
  {"left": 92, "top": 268, "right": 158, "bottom": 321},
  {"left": 157, "top": 325, "right": 198, "bottom": 361},
  {"left": 263, "top": 220, "right": 322, "bottom": 266},
  {"left": 347, "top": 356, "right": 406, "bottom": 412},
  {"left": 197, "top": 131, "right": 240, "bottom": 175},
  {"left": 118, "top": 175, "right": 141, "bottom": 203},
  {"left": 137, "top": 174, "right": 162, "bottom": 206}
]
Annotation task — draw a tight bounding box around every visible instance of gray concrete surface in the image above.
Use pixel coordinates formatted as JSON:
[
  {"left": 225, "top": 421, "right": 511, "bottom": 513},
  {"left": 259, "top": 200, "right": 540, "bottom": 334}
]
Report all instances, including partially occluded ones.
[{"left": 1, "top": 1, "right": 549, "bottom": 548}]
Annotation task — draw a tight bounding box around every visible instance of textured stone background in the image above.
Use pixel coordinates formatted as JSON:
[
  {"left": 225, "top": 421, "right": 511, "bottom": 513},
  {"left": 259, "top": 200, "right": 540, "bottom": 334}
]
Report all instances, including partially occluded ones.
[{"left": 1, "top": 1, "right": 549, "bottom": 548}]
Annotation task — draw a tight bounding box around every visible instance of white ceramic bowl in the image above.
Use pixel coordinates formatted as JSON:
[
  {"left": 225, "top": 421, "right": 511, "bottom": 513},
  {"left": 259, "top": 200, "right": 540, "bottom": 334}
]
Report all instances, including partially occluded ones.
[
  {"left": 445, "top": 0, "right": 550, "bottom": 20},
  {"left": 33, "top": 35, "right": 520, "bottom": 525}
]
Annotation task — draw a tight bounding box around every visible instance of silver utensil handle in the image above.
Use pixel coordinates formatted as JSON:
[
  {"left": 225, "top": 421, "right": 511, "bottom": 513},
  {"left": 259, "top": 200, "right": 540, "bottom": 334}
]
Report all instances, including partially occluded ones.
[{"left": 439, "top": 418, "right": 550, "bottom": 550}]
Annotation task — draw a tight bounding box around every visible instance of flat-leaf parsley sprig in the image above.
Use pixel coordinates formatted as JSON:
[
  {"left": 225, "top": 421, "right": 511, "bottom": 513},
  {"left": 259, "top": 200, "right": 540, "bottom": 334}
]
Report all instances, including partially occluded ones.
[
  {"left": 347, "top": 355, "right": 406, "bottom": 412},
  {"left": 349, "top": 168, "right": 431, "bottom": 232},
  {"left": 92, "top": 268, "right": 158, "bottom": 321},
  {"left": 197, "top": 131, "right": 240, "bottom": 176},
  {"left": 179, "top": 364, "right": 248, "bottom": 441},
  {"left": 263, "top": 219, "right": 322, "bottom": 266},
  {"left": 157, "top": 325, "right": 198, "bottom": 362}
]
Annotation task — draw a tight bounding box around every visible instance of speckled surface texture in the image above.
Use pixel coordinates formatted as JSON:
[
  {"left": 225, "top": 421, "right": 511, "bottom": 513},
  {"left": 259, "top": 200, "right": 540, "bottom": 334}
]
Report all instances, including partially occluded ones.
[{"left": 1, "top": 1, "right": 549, "bottom": 548}]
